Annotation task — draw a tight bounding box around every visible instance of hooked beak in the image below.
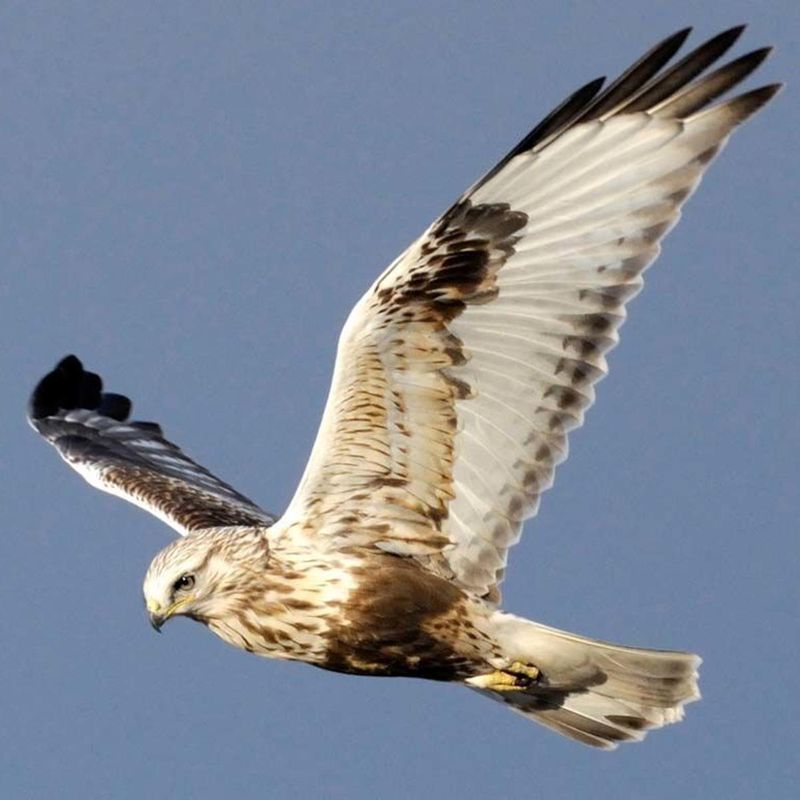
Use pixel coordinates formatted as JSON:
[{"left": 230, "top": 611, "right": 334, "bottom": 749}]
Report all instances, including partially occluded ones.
[
  {"left": 146, "top": 598, "right": 167, "bottom": 633},
  {"left": 146, "top": 596, "right": 194, "bottom": 633},
  {"left": 149, "top": 611, "right": 165, "bottom": 633}
]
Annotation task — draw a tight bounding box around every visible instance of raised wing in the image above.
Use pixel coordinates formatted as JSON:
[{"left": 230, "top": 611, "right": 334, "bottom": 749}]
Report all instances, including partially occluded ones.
[
  {"left": 279, "top": 28, "right": 779, "bottom": 600},
  {"left": 29, "top": 355, "right": 275, "bottom": 535}
]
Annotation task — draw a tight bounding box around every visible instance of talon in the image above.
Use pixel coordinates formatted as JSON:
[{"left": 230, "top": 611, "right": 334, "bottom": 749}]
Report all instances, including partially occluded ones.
[
  {"left": 466, "top": 662, "right": 540, "bottom": 692},
  {"left": 507, "top": 661, "right": 540, "bottom": 685}
]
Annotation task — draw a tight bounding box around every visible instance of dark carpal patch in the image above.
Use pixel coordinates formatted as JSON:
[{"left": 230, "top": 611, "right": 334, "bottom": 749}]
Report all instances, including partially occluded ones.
[{"left": 378, "top": 199, "right": 527, "bottom": 321}]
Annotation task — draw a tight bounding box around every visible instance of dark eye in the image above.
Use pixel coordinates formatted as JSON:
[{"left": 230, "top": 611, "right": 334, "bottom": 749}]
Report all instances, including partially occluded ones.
[{"left": 173, "top": 574, "right": 195, "bottom": 593}]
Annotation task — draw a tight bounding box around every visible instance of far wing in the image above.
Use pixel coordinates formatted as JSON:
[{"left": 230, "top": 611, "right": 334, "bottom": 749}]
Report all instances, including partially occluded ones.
[
  {"left": 29, "top": 355, "right": 275, "bottom": 535},
  {"left": 278, "top": 28, "right": 779, "bottom": 600}
]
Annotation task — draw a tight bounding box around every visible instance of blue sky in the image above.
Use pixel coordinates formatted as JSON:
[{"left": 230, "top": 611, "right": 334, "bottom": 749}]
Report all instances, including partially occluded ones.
[{"left": 1, "top": 2, "right": 797, "bottom": 798}]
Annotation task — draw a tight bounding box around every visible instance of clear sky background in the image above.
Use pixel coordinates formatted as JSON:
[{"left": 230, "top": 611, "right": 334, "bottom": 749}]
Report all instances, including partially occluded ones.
[{"left": 1, "top": 2, "right": 797, "bottom": 798}]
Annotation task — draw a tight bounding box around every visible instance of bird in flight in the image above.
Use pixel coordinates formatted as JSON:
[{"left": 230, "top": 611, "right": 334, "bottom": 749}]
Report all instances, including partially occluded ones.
[{"left": 29, "top": 27, "right": 778, "bottom": 749}]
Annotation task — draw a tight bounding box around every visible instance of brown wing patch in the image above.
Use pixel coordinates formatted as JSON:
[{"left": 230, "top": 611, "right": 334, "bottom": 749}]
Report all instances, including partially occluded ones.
[{"left": 103, "top": 465, "right": 270, "bottom": 530}]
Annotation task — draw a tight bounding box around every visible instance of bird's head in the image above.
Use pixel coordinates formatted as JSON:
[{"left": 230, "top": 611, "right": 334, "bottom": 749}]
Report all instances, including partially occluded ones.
[{"left": 142, "top": 528, "right": 268, "bottom": 631}]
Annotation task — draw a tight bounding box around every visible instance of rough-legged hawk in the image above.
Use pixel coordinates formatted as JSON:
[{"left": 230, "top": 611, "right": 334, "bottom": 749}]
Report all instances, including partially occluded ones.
[{"left": 29, "top": 27, "right": 779, "bottom": 748}]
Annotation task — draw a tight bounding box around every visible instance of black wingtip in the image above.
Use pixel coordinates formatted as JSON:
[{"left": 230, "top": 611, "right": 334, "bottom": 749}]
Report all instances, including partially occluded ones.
[
  {"left": 29, "top": 355, "right": 133, "bottom": 423},
  {"left": 98, "top": 392, "right": 133, "bottom": 422},
  {"left": 733, "top": 82, "right": 784, "bottom": 117},
  {"left": 58, "top": 354, "right": 83, "bottom": 372},
  {"left": 718, "top": 24, "right": 747, "bottom": 43},
  {"left": 661, "top": 26, "right": 693, "bottom": 56}
]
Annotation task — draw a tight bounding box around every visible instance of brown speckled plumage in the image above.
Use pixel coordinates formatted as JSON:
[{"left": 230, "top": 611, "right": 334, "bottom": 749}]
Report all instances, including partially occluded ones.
[{"left": 30, "top": 28, "right": 779, "bottom": 749}]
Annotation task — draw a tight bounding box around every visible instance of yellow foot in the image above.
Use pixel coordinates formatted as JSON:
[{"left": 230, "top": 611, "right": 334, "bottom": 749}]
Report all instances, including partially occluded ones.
[{"left": 465, "top": 661, "right": 540, "bottom": 692}]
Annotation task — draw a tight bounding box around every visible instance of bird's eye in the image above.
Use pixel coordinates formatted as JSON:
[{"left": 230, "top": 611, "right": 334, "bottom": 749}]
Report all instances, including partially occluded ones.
[{"left": 173, "top": 574, "right": 195, "bottom": 593}]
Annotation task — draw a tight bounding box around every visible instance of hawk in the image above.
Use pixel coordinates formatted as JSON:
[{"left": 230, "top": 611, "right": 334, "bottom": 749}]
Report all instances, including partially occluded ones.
[{"left": 29, "top": 27, "right": 779, "bottom": 749}]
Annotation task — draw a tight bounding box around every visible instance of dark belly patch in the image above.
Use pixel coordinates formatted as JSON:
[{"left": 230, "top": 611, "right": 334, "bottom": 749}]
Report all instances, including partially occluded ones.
[{"left": 322, "top": 555, "right": 491, "bottom": 681}]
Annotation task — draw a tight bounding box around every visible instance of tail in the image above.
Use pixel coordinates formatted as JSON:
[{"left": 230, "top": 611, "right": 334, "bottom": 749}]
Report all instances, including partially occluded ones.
[{"left": 470, "top": 613, "right": 700, "bottom": 749}]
